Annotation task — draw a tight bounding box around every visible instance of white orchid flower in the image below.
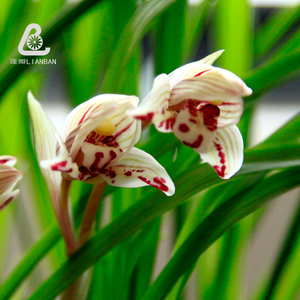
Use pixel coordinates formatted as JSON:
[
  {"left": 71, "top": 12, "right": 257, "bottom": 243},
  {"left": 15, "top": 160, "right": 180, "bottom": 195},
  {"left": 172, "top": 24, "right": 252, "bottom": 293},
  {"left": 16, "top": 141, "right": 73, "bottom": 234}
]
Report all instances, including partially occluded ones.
[
  {"left": 0, "top": 156, "right": 22, "bottom": 212},
  {"left": 28, "top": 92, "right": 175, "bottom": 196},
  {"left": 128, "top": 50, "right": 252, "bottom": 179}
]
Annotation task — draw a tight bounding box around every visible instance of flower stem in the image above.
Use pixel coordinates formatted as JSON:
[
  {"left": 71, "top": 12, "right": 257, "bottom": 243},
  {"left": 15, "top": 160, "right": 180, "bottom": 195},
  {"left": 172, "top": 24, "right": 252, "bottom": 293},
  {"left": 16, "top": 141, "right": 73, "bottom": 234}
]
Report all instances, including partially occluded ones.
[
  {"left": 59, "top": 178, "right": 78, "bottom": 257},
  {"left": 61, "top": 181, "right": 106, "bottom": 300},
  {"left": 78, "top": 181, "right": 107, "bottom": 247}
]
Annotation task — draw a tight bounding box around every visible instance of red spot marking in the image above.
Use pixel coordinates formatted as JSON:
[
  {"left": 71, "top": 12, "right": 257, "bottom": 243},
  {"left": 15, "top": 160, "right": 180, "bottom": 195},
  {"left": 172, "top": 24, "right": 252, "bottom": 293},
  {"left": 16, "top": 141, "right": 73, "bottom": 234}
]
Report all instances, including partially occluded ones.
[
  {"left": 158, "top": 118, "right": 175, "bottom": 130},
  {"left": 183, "top": 135, "right": 203, "bottom": 149},
  {"left": 134, "top": 112, "right": 154, "bottom": 122},
  {"left": 138, "top": 176, "right": 169, "bottom": 192},
  {"left": 79, "top": 167, "right": 93, "bottom": 181},
  {"left": 51, "top": 161, "right": 67, "bottom": 171},
  {"left": 100, "top": 168, "right": 116, "bottom": 178},
  {"left": 136, "top": 170, "right": 145, "bottom": 173},
  {"left": 110, "top": 150, "right": 117, "bottom": 160},
  {"left": 101, "top": 135, "right": 120, "bottom": 149},
  {"left": 215, "top": 143, "right": 225, "bottom": 164},
  {"left": 86, "top": 131, "right": 107, "bottom": 146},
  {"left": 90, "top": 152, "right": 104, "bottom": 173},
  {"left": 0, "top": 159, "right": 9, "bottom": 164},
  {"left": 193, "top": 70, "right": 210, "bottom": 77},
  {"left": 214, "top": 165, "right": 226, "bottom": 178},
  {"left": 99, "top": 150, "right": 118, "bottom": 172},
  {"left": 114, "top": 123, "right": 133, "bottom": 140},
  {"left": 189, "top": 119, "right": 197, "bottom": 124},
  {"left": 178, "top": 124, "right": 189, "bottom": 132},
  {"left": 124, "top": 171, "right": 132, "bottom": 176},
  {"left": 187, "top": 100, "right": 201, "bottom": 117},
  {"left": 200, "top": 104, "right": 220, "bottom": 131},
  {"left": 112, "top": 180, "right": 115, "bottom": 184},
  {"left": 218, "top": 102, "right": 236, "bottom": 106}
]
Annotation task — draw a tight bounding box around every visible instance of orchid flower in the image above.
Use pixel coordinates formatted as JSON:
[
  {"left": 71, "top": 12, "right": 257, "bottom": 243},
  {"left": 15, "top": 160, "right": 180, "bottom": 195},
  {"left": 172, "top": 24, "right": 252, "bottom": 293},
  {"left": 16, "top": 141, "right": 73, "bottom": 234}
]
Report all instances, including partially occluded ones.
[
  {"left": 128, "top": 50, "right": 252, "bottom": 179},
  {"left": 0, "top": 156, "right": 22, "bottom": 212},
  {"left": 28, "top": 92, "right": 175, "bottom": 196}
]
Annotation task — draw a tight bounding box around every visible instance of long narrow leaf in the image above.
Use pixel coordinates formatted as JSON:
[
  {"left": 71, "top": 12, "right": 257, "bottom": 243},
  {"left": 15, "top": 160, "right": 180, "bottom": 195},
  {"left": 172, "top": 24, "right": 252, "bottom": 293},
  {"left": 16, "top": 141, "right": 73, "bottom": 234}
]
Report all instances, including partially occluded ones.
[{"left": 141, "top": 167, "right": 300, "bottom": 300}]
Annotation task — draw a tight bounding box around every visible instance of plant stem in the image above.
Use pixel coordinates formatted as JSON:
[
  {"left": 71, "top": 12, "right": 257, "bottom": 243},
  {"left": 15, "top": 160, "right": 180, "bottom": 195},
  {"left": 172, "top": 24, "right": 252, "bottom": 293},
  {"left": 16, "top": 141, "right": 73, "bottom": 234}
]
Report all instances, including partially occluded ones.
[
  {"left": 61, "top": 181, "right": 106, "bottom": 300},
  {"left": 60, "top": 178, "right": 78, "bottom": 257},
  {"left": 78, "top": 181, "right": 107, "bottom": 247}
]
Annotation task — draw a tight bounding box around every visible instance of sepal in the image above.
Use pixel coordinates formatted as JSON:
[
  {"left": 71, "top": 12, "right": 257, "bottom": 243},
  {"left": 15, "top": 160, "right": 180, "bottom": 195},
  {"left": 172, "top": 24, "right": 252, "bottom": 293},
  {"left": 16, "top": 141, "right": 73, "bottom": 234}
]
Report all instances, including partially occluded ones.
[{"left": 102, "top": 147, "right": 175, "bottom": 196}]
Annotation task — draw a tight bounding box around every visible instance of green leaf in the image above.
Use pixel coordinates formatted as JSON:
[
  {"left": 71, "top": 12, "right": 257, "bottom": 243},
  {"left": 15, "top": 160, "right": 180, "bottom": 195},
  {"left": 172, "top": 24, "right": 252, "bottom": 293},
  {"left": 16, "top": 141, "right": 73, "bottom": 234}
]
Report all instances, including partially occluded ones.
[
  {"left": 141, "top": 167, "right": 300, "bottom": 300},
  {"left": 261, "top": 197, "right": 300, "bottom": 300},
  {"left": 63, "top": 1, "right": 115, "bottom": 106},
  {"left": 254, "top": 5, "right": 300, "bottom": 62},
  {"left": 244, "top": 51, "right": 300, "bottom": 107},
  {"left": 0, "top": 225, "right": 61, "bottom": 300},
  {"left": 155, "top": 0, "right": 187, "bottom": 75},
  {"left": 101, "top": 0, "right": 176, "bottom": 93},
  {"left": 213, "top": 0, "right": 253, "bottom": 145},
  {"left": 213, "top": 0, "right": 252, "bottom": 77},
  {"left": 26, "top": 147, "right": 300, "bottom": 300},
  {"left": 182, "top": 0, "right": 217, "bottom": 63}
]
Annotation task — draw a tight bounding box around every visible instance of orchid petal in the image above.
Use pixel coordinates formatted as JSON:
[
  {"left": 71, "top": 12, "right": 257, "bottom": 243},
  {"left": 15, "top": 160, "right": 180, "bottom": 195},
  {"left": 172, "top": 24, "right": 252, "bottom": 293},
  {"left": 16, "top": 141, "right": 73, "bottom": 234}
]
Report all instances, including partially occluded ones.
[
  {"left": 0, "top": 165, "right": 22, "bottom": 193},
  {"left": 197, "top": 50, "right": 224, "bottom": 65},
  {"left": 101, "top": 147, "right": 175, "bottom": 196},
  {"left": 0, "top": 189, "right": 19, "bottom": 212},
  {"left": 0, "top": 156, "right": 17, "bottom": 166},
  {"left": 40, "top": 133, "right": 80, "bottom": 180},
  {"left": 170, "top": 68, "right": 251, "bottom": 126},
  {"left": 200, "top": 125, "right": 244, "bottom": 179},
  {"left": 169, "top": 64, "right": 214, "bottom": 89},
  {"left": 80, "top": 141, "right": 122, "bottom": 174},
  {"left": 128, "top": 74, "right": 174, "bottom": 132},
  {"left": 61, "top": 94, "right": 138, "bottom": 140},
  {"left": 110, "top": 101, "right": 141, "bottom": 154},
  {"left": 0, "top": 158, "right": 22, "bottom": 212},
  {"left": 66, "top": 101, "right": 118, "bottom": 161},
  {"left": 170, "top": 67, "right": 252, "bottom": 104},
  {"left": 173, "top": 104, "right": 218, "bottom": 153},
  {"left": 168, "top": 51, "right": 224, "bottom": 87},
  {"left": 28, "top": 91, "right": 62, "bottom": 206}
]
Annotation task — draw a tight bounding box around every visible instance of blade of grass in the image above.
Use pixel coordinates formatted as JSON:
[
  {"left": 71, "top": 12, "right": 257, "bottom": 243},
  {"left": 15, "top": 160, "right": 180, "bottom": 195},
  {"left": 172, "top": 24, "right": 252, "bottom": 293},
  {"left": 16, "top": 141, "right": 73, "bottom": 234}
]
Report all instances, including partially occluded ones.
[
  {"left": 213, "top": 0, "right": 253, "bottom": 142},
  {"left": 63, "top": 1, "right": 115, "bottom": 106},
  {"left": 26, "top": 149, "right": 300, "bottom": 300},
  {"left": 167, "top": 174, "right": 263, "bottom": 300},
  {"left": 182, "top": 0, "right": 217, "bottom": 63},
  {"left": 261, "top": 196, "right": 300, "bottom": 300},
  {"left": 141, "top": 167, "right": 300, "bottom": 300},
  {"left": 0, "top": 185, "right": 92, "bottom": 300},
  {"left": 155, "top": 0, "right": 186, "bottom": 75},
  {"left": 101, "top": 0, "right": 176, "bottom": 93},
  {"left": 131, "top": 218, "right": 161, "bottom": 300},
  {"left": 254, "top": 5, "right": 300, "bottom": 62},
  {"left": 244, "top": 51, "right": 300, "bottom": 108},
  {"left": 110, "top": 0, "right": 140, "bottom": 95}
]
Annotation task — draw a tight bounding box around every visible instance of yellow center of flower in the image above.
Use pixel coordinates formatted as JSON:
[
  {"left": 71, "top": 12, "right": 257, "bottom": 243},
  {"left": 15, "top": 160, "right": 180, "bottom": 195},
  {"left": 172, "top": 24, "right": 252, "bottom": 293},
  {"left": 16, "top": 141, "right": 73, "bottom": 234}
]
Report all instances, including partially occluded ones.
[
  {"left": 210, "top": 100, "right": 223, "bottom": 105},
  {"left": 95, "top": 118, "right": 116, "bottom": 136}
]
